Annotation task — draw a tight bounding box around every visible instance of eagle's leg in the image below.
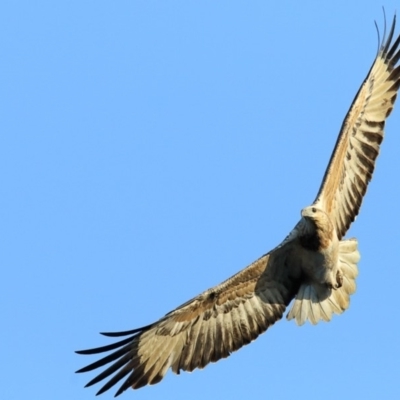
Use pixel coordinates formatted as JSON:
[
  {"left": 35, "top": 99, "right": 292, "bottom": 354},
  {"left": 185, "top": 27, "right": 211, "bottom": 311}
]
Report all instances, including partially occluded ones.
[
  {"left": 325, "top": 267, "right": 343, "bottom": 290},
  {"left": 335, "top": 269, "right": 343, "bottom": 289}
]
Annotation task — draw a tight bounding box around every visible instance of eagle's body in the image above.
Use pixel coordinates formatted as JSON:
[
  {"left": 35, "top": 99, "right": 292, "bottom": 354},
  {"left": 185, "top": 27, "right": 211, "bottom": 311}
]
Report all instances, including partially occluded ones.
[
  {"left": 284, "top": 207, "right": 358, "bottom": 325},
  {"left": 76, "top": 15, "right": 400, "bottom": 397},
  {"left": 300, "top": 207, "right": 340, "bottom": 288}
]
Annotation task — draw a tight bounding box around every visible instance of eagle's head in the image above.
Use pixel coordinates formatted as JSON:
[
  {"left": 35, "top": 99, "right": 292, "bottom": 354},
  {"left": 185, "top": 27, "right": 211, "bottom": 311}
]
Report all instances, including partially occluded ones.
[
  {"left": 301, "top": 205, "right": 323, "bottom": 219},
  {"left": 301, "top": 205, "right": 334, "bottom": 237}
]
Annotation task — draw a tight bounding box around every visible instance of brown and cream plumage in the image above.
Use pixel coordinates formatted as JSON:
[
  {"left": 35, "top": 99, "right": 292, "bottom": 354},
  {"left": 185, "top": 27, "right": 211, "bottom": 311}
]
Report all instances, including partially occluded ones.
[{"left": 76, "top": 16, "right": 400, "bottom": 397}]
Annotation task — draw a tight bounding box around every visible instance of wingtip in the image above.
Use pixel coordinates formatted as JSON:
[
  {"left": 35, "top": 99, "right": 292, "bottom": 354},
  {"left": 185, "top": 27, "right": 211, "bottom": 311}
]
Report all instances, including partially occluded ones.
[
  {"left": 75, "top": 365, "right": 92, "bottom": 374},
  {"left": 100, "top": 324, "right": 152, "bottom": 337},
  {"left": 75, "top": 348, "right": 95, "bottom": 355},
  {"left": 100, "top": 330, "right": 135, "bottom": 337}
]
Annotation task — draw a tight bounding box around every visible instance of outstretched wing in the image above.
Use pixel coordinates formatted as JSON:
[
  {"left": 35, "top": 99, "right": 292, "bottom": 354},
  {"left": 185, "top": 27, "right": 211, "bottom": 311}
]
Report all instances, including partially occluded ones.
[
  {"left": 314, "top": 16, "right": 400, "bottom": 239},
  {"left": 76, "top": 241, "right": 300, "bottom": 397}
]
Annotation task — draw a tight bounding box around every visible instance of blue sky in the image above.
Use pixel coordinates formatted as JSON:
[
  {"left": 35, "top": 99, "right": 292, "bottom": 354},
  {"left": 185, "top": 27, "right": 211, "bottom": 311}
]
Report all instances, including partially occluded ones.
[{"left": 2, "top": 2, "right": 400, "bottom": 399}]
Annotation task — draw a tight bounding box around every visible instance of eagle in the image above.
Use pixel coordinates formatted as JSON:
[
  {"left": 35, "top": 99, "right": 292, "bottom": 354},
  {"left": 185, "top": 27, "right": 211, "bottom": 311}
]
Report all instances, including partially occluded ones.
[{"left": 76, "top": 15, "right": 400, "bottom": 397}]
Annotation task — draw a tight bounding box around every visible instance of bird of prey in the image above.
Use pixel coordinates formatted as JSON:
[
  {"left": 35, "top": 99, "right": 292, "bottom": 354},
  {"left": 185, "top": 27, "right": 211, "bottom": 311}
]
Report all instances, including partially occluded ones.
[{"left": 76, "top": 15, "right": 400, "bottom": 397}]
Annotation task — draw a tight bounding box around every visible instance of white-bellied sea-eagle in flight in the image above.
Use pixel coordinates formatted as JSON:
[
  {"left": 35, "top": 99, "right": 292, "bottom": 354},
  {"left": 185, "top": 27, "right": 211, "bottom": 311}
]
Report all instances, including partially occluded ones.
[{"left": 76, "top": 15, "right": 400, "bottom": 397}]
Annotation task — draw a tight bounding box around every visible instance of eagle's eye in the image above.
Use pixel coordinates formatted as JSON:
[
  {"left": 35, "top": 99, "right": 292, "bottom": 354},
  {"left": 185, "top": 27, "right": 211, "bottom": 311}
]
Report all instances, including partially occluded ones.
[{"left": 312, "top": 207, "right": 317, "bottom": 213}]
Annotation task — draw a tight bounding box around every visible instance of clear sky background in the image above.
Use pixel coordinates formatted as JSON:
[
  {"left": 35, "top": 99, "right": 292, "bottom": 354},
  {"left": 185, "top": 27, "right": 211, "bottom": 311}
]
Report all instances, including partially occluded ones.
[{"left": 2, "top": 2, "right": 400, "bottom": 399}]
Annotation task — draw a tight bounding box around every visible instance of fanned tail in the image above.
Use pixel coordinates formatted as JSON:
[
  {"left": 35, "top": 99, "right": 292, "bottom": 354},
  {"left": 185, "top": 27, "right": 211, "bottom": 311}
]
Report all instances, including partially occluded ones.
[{"left": 286, "top": 238, "right": 360, "bottom": 326}]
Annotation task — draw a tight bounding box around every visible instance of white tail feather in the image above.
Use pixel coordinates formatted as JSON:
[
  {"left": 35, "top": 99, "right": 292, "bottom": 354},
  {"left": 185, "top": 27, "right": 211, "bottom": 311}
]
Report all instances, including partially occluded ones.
[{"left": 287, "top": 238, "right": 360, "bottom": 326}]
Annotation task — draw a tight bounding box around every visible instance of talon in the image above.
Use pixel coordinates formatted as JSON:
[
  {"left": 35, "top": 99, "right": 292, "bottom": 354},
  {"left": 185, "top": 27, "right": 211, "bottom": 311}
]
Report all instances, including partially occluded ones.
[{"left": 336, "top": 270, "right": 343, "bottom": 289}]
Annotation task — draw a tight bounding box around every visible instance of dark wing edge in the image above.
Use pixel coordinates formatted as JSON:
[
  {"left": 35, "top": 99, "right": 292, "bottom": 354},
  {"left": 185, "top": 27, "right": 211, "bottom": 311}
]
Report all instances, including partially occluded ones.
[
  {"left": 313, "top": 14, "right": 400, "bottom": 238},
  {"left": 75, "top": 242, "right": 299, "bottom": 397}
]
